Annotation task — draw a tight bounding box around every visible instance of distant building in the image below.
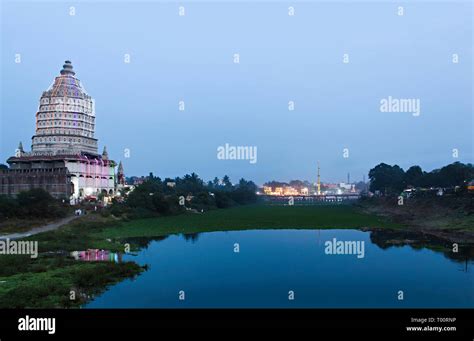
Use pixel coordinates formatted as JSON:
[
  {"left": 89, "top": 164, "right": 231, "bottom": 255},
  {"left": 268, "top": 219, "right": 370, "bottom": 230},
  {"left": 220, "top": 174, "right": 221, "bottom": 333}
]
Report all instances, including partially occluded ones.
[
  {"left": 283, "top": 186, "right": 298, "bottom": 196},
  {"left": 339, "top": 183, "right": 352, "bottom": 191},
  {"left": 324, "top": 183, "right": 339, "bottom": 189},
  {"left": 274, "top": 187, "right": 284, "bottom": 195},
  {"left": 0, "top": 61, "right": 122, "bottom": 202}
]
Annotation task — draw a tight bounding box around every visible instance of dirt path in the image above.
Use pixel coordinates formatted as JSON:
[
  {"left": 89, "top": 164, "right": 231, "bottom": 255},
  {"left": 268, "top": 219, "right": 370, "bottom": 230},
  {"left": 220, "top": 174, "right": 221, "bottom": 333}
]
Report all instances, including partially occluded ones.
[{"left": 0, "top": 215, "right": 79, "bottom": 240}]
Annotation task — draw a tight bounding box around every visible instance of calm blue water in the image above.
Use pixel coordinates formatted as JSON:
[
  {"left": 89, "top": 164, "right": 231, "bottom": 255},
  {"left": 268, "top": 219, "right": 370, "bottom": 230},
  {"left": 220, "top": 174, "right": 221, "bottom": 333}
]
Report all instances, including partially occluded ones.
[{"left": 86, "top": 229, "right": 474, "bottom": 308}]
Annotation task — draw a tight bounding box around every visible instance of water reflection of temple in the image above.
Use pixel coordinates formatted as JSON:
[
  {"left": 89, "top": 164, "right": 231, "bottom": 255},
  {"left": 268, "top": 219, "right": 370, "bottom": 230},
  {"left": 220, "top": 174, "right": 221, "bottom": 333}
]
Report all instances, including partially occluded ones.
[{"left": 71, "top": 249, "right": 121, "bottom": 263}]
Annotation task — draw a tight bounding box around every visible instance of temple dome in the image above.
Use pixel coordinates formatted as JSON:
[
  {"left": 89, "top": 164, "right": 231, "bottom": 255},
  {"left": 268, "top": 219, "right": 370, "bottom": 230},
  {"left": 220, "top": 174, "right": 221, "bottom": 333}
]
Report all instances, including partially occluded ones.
[{"left": 45, "top": 60, "right": 88, "bottom": 99}]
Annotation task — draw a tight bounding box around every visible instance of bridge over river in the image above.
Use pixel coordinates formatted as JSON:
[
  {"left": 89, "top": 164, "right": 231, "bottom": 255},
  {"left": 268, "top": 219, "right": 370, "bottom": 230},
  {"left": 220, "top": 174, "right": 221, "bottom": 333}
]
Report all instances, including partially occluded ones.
[{"left": 260, "top": 194, "right": 360, "bottom": 205}]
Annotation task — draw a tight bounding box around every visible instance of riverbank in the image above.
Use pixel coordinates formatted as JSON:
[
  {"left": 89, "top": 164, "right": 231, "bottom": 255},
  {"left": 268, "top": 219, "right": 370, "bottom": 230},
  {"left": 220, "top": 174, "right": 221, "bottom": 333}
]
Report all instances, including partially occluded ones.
[
  {"left": 1, "top": 202, "right": 472, "bottom": 308},
  {"left": 0, "top": 204, "right": 396, "bottom": 308},
  {"left": 356, "top": 196, "right": 474, "bottom": 243},
  {"left": 0, "top": 214, "right": 144, "bottom": 308}
]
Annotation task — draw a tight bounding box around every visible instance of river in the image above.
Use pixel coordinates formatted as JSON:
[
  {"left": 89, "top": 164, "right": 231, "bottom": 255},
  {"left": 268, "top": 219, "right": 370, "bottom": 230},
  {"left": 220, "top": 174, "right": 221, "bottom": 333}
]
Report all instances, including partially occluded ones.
[{"left": 85, "top": 229, "right": 474, "bottom": 308}]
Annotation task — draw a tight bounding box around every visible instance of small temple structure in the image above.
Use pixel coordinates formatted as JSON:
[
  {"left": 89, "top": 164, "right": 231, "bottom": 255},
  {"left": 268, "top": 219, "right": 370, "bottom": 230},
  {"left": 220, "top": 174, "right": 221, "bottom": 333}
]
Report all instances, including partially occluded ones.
[{"left": 0, "top": 61, "right": 124, "bottom": 203}]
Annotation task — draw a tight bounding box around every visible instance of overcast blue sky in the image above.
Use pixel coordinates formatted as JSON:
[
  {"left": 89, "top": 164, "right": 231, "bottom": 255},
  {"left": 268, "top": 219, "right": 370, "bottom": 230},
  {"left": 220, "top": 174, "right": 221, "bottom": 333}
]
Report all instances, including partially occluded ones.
[{"left": 1, "top": 0, "right": 472, "bottom": 184}]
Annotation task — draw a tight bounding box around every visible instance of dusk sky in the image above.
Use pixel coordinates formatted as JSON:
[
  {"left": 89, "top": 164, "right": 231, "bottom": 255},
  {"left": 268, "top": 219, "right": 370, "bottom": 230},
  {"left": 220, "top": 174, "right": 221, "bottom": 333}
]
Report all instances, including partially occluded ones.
[{"left": 1, "top": 0, "right": 472, "bottom": 185}]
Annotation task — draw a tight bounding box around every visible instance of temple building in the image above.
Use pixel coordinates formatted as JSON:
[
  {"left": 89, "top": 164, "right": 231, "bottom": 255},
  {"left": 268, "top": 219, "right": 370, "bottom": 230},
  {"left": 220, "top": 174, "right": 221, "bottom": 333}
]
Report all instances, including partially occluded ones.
[{"left": 0, "top": 61, "right": 122, "bottom": 203}]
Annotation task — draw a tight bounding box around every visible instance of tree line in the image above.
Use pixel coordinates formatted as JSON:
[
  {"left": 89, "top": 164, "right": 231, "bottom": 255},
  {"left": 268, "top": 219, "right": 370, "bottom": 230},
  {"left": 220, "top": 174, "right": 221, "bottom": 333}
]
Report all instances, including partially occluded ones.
[
  {"left": 368, "top": 161, "right": 474, "bottom": 195},
  {"left": 0, "top": 188, "right": 69, "bottom": 220},
  {"left": 110, "top": 173, "right": 258, "bottom": 218}
]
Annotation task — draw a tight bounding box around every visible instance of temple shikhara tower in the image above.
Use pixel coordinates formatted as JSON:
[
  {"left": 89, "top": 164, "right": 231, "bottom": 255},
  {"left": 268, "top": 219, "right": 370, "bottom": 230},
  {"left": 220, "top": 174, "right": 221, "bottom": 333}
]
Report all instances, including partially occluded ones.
[
  {"left": 0, "top": 61, "right": 123, "bottom": 203},
  {"left": 32, "top": 60, "right": 98, "bottom": 155}
]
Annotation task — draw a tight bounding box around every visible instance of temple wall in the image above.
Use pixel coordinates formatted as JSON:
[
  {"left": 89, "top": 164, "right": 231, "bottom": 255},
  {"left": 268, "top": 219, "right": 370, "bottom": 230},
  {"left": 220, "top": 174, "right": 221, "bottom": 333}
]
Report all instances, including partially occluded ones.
[
  {"left": 31, "top": 141, "right": 98, "bottom": 155},
  {"left": 65, "top": 160, "right": 115, "bottom": 199},
  {"left": 3, "top": 157, "right": 115, "bottom": 201},
  {"left": 0, "top": 168, "right": 72, "bottom": 199}
]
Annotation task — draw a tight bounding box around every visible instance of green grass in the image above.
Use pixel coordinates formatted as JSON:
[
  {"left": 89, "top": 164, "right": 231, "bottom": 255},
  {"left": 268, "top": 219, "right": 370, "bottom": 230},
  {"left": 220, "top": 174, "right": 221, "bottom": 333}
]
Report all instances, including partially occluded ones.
[
  {"left": 97, "top": 204, "right": 402, "bottom": 239},
  {"left": 0, "top": 214, "right": 144, "bottom": 308},
  {"left": 0, "top": 258, "right": 143, "bottom": 308},
  {"left": 0, "top": 217, "right": 54, "bottom": 234},
  {"left": 31, "top": 218, "right": 125, "bottom": 252}
]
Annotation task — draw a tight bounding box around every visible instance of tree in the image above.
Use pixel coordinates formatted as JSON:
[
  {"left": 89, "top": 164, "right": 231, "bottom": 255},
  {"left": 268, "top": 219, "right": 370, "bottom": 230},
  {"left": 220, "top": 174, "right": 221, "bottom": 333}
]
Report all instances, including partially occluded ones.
[
  {"left": 231, "top": 179, "right": 258, "bottom": 204},
  {"left": 263, "top": 180, "right": 288, "bottom": 188},
  {"left": 289, "top": 180, "right": 305, "bottom": 189},
  {"left": 222, "top": 175, "right": 233, "bottom": 190},
  {"left": 0, "top": 195, "right": 19, "bottom": 218},
  {"left": 16, "top": 188, "right": 67, "bottom": 218},
  {"left": 123, "top": 172, "right": 259, "bottom": 215},
  {"left": 404, "top": 165, "right": 424, "bottom": 187},
  {"left": 368, "top": 163, "right": 405, "bottom": 195},
  {"left": 416, "top": 162, "right": 474, "bottom": 188},
  {"left": 368, "top": 161, "right": 474, "bottom": 192},
  {"left": 174, "top": 173, "right": 205, "bottom": 194},
  {"left": 436, "top": 162, "right": 474, "bottom": 187}
]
